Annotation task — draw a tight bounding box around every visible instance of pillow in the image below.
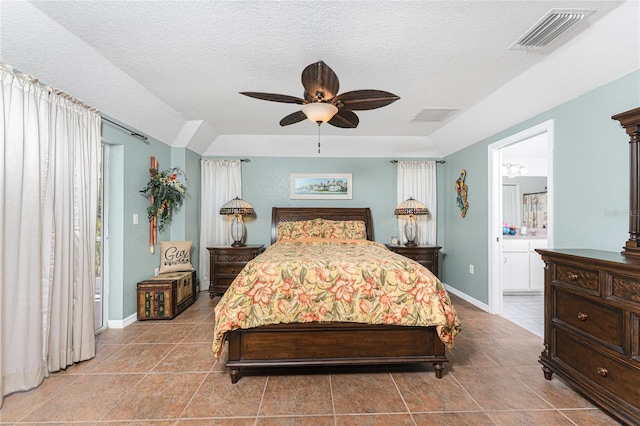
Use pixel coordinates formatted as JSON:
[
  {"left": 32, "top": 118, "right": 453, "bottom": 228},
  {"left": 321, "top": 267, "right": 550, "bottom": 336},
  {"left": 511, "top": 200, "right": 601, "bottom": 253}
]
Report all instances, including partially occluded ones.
[
  {"left": 323, "top": 220, "right": 367, "bottom": 240},
  {"left": 277, "top": 218, "right": 324, "bottom": 241},
  {"left": 159, "top": 240, "right": 194, "bottom": 273}
]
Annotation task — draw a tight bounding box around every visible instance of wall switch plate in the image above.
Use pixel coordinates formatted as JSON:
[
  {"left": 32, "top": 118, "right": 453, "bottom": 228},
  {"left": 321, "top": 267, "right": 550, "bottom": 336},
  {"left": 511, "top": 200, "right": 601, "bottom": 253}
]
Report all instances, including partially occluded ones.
[
  {"left": 133, "top": 213, "right": 138, "bottom": 225},
  {"left": 469, "top": 264, "right": 475, "bottom": 274},
  {"left": 155, "top": 267, "right": 159, "bottom": 276}
]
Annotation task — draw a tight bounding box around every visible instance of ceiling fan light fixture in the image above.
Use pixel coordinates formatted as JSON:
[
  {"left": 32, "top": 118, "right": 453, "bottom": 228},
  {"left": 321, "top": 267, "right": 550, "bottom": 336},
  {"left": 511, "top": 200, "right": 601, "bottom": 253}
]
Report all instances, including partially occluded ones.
[{"left": 301, "top": 102, "right": 338, "bottom": 124}]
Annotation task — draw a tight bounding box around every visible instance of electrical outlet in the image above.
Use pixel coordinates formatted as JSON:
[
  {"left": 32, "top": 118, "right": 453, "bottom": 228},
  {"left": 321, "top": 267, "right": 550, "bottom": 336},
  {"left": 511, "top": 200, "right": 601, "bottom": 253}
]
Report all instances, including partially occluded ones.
[
  {"left": 469, "top": 264, "right": 475, "bottom": 274},
  {"left": 133, "top": 213, "right": 138, "bottom": 225},
  {"left": 155, "top": 267, "right": 160, "bottom": 276}
]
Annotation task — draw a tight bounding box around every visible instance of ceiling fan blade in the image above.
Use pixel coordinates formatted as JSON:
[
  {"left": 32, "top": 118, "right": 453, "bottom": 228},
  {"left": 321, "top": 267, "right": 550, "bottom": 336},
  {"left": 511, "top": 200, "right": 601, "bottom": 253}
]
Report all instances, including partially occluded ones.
[
  {"left": 333, "top": 90, "right": 400, "bottom": 110},
  {"left": 328, "top": 109, "right": 359, "bottom": 128},
  {"left": 279, "top": 110, "right": 307, "bottom": 126},
  {"left": 240, "top": 92, "right": 305, "bottom": 105},
  {"left": 301, "top": 61, "right": 340, "bottom": 102}
]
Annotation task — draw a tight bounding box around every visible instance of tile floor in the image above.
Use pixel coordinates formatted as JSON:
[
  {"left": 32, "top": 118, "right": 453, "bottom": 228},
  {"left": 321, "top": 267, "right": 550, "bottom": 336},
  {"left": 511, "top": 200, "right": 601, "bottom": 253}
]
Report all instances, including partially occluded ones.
[
  {"left": 501, "top": 295, "right": 544, "bottom": 338},
  {"left": 0, "top": 293, "right": 619, "bottom": 425}
]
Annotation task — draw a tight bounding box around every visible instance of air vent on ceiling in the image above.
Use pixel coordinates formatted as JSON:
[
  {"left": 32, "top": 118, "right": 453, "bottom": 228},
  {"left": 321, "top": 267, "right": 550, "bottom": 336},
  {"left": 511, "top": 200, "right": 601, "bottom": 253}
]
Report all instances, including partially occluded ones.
[
  {"left": 510, "top": 8, "right": 595, "bottom": 50},
  {"left": 412, "top": 108, "right": 458, "bottom": 122}
]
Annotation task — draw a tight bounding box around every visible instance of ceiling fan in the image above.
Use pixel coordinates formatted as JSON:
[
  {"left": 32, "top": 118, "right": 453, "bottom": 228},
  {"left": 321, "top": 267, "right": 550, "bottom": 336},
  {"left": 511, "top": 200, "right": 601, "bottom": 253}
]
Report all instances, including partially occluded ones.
[{"left": 240, "top": 60, "right": 400, "bottom": 128}]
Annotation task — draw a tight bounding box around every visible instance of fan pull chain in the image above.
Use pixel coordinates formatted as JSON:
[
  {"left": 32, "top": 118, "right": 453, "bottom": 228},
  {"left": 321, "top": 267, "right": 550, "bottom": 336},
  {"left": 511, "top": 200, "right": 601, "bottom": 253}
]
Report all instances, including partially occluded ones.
[{"left": 317, "top": 122, "right": 322, "bottom": 154}]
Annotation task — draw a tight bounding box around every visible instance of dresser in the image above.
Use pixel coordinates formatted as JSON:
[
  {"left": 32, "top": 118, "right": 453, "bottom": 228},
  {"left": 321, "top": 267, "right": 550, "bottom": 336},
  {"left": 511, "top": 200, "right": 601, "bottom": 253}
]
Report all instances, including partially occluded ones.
[
  {"left": 536, "top": 249, "right": 640, "bottom": 425},
  {"left": 385, "top": 244, "right": 440, "bottom": 278},
  {"left": 207, "top": 245, "right": 264, "bottom": 298}
]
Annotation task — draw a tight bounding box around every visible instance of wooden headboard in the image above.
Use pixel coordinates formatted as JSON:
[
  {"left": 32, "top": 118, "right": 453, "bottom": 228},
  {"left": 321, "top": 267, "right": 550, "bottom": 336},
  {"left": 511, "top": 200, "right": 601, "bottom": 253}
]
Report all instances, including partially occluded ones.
[{"left": 271, "top": 207, "right": 374, "bottom": 244}]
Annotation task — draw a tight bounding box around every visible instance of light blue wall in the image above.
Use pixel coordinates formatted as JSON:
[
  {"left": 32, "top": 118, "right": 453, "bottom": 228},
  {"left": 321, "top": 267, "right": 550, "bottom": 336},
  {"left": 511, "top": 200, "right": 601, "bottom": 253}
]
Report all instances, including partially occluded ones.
[
  {"left": 103, "top": 121, "right": 201, "bottom": 320},
  {"left": 205, "top": 157, "right": 445, "bottom": 250},
  {"left": 442, "top": 70, "right": 640, "bottom": 304}
]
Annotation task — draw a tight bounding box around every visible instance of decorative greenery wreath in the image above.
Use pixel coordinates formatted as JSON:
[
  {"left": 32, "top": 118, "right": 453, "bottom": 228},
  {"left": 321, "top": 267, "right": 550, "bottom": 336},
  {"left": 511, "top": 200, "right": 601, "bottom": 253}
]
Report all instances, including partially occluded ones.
[{"left": 140, "top": 167, "right": 187, "bottom": 232}]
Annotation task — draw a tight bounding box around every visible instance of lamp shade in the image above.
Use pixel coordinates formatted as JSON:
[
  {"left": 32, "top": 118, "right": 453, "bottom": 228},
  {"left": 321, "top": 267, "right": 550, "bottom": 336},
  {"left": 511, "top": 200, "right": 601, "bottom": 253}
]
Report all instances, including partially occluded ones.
[
  {"left": 219, "top": 197, "right": 255, "bottom": 216},
  {"left": 301, "top": 102, "right": 338, "bottom": 124},
  {"left": 394, "top": 197, "right": 430, "bottom": 216},
  {"left": 220, "top": 197, "right": 255, "bottom": 247},
  {"left": 394, "top": 197, "right": 429, "bottom": 247}
]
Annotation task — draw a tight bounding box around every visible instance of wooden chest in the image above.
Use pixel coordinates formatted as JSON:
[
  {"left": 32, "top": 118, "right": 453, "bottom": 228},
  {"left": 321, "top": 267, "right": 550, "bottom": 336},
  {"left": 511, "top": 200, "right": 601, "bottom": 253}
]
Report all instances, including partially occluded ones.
[
  {"left": 536, "top": 249, "right": 640, "bottom": 425},
  {"left": 137, "top": 270, "right": 196, "bottom": 320}
]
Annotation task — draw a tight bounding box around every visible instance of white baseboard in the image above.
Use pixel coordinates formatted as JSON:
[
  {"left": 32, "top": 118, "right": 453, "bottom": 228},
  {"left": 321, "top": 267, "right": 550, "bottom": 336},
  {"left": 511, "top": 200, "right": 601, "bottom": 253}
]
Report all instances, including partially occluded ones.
[
  {"left": 107, "top": 313, "right": 137, "bottom": 329},
  {"left": 444, "top": 283, "right": 490, "bottom": 312}
]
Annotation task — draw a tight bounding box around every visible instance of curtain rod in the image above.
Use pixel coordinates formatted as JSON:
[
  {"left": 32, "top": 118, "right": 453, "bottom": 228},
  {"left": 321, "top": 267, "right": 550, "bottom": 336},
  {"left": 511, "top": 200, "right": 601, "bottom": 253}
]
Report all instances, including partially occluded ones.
[
  {"left": 390, "top": 160, "right": 445, "bottom": 164},
  {"left": 101, "top": 116, "right": 149, "bottom": 142}
]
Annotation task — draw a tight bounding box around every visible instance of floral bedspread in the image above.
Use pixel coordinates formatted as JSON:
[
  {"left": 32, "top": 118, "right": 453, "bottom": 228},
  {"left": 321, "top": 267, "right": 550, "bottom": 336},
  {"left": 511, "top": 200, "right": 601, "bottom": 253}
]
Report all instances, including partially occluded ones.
[{"left": 212, "top": 239, "right": 461, "bottom": 357}]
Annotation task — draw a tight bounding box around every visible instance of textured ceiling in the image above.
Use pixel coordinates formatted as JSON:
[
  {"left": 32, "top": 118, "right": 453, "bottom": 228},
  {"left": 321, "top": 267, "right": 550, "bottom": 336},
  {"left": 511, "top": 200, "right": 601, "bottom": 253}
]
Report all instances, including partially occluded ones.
[{"left": 1, "top": 1, "right": 638, "bottom": 157}]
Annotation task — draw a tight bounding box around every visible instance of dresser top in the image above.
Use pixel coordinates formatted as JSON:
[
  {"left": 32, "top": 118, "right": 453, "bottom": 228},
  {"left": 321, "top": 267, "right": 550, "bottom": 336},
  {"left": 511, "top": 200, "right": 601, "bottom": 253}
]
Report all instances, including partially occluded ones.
[{"left": 536, "top": 248, "right": 640, "bottom": 268}]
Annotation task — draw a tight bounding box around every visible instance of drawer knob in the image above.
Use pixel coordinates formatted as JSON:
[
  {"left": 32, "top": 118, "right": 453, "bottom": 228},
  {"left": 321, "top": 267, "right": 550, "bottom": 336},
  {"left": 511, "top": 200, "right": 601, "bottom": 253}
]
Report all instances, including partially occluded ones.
[
  {"left": 568, "top": 273, "right": 579, "bottom": 281},
  {"left": 577, "top": 312, "right": 588, "bottom": 321},
  {"left": 596, "top": 367, "right": 608, "bottom": 377}
]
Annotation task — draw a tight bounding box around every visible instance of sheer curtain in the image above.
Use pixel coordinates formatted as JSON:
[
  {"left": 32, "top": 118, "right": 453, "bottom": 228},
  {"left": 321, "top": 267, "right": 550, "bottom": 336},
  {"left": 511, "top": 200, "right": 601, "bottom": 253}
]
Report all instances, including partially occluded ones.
[
  {"left": 1, "top": 65, "right": 101, "bottom": 403},
  {"left": 198, "top": 159, "right": 242, "bottom": 286},
  {"left": 397, "top": 161, "right": 437, "bottom": 245}
]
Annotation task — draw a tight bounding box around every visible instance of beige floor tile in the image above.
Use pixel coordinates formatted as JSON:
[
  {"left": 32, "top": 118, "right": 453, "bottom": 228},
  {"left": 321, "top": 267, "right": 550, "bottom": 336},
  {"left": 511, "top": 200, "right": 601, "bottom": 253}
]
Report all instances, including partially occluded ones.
[
  {"left": 559, "top": 408, "right": 625, "bottom": 425},
  {"left": 444, "top": 338, "right": 501, "bottom": 369},
  {"left": 335, "top": 413, "right": 416, "bottom": 425},
  {"left": 451, "top": 366, "right": 553, "bottom": 411},
  {"left": 177, "top": 419, "right": 257, "bottom": 426},
  {"left": 152, "top": 342, "right": 217, "bottom": 372},
  {"left": 412, "top": 411, "right": 495, "bottom": 425},
  {"left": 22, "top": 374, "right": 144, "bottom": 422},
  {"left": 0, "top": 374, "right": 79, "bottom": 422},
  {"left": 257, "top": 415, "right": 335, "bottom": 425},
  {"left": 132, "top": 322, "right": 198, "bottom": 343},
  {"left": 511, "top": 366, "right": 597, "bottom": 409},
  {"left": 95, "top": 323, "right": 157, "bottom": 345},
  {"left": 182, "top": 322, "right": 216, "bottom": 343},
  {"left": 487, "top": 409, "right": 576, "bottom": 425},
  {"left": 96, "top": 343, "right": 176, "bottom": 373},
  {"left": 102, "top": 372, "right": 207, "bottom": 421},
  {"left": 393, "top": 371, "right": 481, "bottom": 412},
  {"left": 181, "top": 372, "right": 267, "bottom": 418},
  {"left": 331, "top": 372, "right": 408, "bottom": 414},
  {"left": 259, "top": 374, "right": 333, "bottom": 416}
]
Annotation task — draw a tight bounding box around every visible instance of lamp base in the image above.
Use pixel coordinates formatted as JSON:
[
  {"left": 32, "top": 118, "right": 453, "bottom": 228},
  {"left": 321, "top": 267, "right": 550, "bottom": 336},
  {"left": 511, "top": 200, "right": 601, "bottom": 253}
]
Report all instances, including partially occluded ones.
[
  {"left": 231, "top": 241, "right": 245, "bottom": 247},
  {"left": 404, "top": 241, "right": 417, "bottom": 247}
]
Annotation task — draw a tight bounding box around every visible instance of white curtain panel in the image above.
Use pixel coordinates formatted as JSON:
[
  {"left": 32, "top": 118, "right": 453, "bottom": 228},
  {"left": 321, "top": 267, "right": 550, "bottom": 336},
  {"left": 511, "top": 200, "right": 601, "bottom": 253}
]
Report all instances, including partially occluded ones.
[
  {"left": 198, "top": 159, "right": 242, "bottom": 285},
  {"left": 396, "top": 161, "right": 437, "bottom": 245},
  {"left": 0, "top": 65, "right": 100, "bottom": 402}
]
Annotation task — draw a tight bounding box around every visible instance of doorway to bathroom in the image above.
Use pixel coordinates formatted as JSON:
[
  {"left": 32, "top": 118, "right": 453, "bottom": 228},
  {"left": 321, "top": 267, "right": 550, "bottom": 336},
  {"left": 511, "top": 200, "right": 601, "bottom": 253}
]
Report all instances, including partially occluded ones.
[{"left": 488, "top": 120, "right": 554, "bottom": 336}]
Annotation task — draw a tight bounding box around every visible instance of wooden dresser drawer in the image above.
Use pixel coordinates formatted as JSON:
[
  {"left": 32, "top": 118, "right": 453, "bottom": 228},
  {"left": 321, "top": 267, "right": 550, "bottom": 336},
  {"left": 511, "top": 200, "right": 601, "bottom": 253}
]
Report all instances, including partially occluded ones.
[
  {"left": 610, "top": 273, "right": 640, "bottom": 310},
  {"left": 554, "top": 262, "right": 599, "bottom": 294},
  {"left": 554, "top": 290, "right": 625, "bottom": 352},
  {"left": 555, "top": 328, "right": 640, "bottom": 411}
]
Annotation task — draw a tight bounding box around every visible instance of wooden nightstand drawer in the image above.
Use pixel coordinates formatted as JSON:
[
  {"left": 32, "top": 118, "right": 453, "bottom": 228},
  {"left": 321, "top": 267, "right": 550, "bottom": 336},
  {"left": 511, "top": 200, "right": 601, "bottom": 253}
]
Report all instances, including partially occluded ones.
[
  {"left": 208, "top": 245, "right": 264, "bottom": 298},
  {"left": 554, "top": 289, "right": 624, "bottom": 352},
  {"left": 385, "top": 244, "right": 440, "bottom": 278},
  {"left": 217, "top": 264, "right": 246, "bottom": 275},
  {"left": 553, "top": 262, "right": 600, "bottom": 294},
  {"left": 555, "top": 328, "right": 640, "bottom": 410}
]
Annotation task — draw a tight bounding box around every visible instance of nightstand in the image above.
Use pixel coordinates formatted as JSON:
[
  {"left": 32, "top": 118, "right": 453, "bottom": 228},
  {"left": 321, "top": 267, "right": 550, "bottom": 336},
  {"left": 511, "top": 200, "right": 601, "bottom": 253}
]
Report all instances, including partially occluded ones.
[
  {"left": 207, "top": 245, "right": 264, "bottom": 298},
  {"left": 385, "top": 244, "right": 441, "bottom": 278}
]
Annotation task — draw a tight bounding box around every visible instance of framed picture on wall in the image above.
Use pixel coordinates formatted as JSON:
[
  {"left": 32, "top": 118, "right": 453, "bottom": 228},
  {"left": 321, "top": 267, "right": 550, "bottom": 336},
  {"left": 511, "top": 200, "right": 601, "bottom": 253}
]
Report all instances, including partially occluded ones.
[{"left": 290, "top": 173, "right": 352, "bottom": 200}]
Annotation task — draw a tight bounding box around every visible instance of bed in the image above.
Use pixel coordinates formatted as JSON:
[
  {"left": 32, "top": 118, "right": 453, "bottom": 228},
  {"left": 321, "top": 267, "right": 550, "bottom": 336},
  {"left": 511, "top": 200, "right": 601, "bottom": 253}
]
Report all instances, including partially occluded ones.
[{"left": 213, "top": 207, "right": 460, "bottom": 383}]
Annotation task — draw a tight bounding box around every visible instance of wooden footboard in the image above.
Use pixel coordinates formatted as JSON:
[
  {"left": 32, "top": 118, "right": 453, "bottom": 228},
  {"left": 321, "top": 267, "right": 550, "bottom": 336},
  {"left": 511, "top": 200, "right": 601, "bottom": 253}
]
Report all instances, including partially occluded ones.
[{"left": 226, "top": 322, "right": 447, "bottom": 383}]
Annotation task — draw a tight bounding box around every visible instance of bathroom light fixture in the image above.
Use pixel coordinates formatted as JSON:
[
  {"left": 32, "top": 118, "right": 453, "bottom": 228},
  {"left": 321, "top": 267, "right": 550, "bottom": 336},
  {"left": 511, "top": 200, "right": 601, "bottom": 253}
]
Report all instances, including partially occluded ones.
[{"left": 502, "top": 163, "right": 529, "bottom": 178}]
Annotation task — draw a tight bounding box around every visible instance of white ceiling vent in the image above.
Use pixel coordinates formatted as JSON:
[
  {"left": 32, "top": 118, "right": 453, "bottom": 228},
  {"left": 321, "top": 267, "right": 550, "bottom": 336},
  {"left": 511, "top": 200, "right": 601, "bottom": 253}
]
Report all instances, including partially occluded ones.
[
  {"left": 510, "top": 9, "right": 596, "bottom": 50},
  {"left": 412, "top": 108, "right": 458, "bottom": 122}
]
